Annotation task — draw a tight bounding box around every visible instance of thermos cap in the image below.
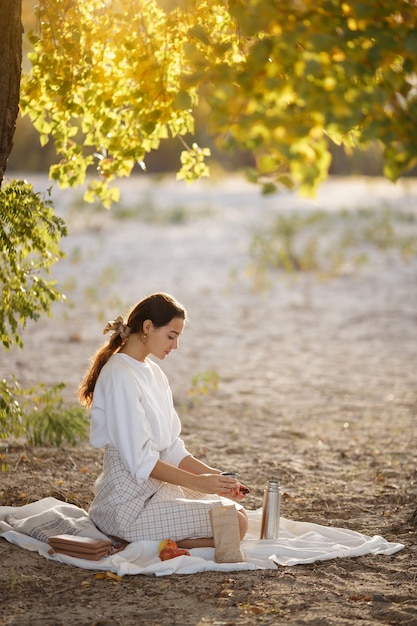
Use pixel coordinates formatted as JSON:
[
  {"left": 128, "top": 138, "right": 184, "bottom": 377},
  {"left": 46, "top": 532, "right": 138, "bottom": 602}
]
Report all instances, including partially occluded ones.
[
  {"left": 266, "top": 479, "right": 281, "bottom": 490},
  {"left": 221, "top": 472, "right": 238, "bottom": 478}
]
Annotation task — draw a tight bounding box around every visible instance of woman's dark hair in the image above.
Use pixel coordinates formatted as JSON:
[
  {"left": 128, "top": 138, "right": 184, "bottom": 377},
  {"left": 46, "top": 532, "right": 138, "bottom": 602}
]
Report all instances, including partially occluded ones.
[{"left": 79, "top": 292, "right": 186, "bottom": 408}]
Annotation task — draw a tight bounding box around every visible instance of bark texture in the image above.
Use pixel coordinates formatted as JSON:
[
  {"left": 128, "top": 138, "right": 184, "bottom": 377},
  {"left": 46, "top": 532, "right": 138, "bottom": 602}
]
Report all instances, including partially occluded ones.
[{"left": 0, "top": 0, "right": 23, "bottom": 187}]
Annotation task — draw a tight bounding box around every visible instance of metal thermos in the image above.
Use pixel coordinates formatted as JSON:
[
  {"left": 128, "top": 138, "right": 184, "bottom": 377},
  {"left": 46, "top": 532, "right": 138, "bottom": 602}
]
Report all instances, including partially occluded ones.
[{"left": 260, "top": 479, "right": 281, "bottom": 539}]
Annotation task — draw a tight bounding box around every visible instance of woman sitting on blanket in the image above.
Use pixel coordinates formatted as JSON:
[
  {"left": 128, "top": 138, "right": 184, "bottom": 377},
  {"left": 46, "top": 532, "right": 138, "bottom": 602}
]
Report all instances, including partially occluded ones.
[{"left": 79, "top": 292, "right": 248, "bottom": 551}]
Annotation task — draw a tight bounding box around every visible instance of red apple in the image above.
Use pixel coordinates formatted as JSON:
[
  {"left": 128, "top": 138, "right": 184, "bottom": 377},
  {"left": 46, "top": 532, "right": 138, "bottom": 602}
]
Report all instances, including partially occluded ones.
[
  {"left": 159, "top": 547, "right": 178, "bottom": 561},
  {"left": 175, "top": 549, "right": 191, "bottom": 557}
]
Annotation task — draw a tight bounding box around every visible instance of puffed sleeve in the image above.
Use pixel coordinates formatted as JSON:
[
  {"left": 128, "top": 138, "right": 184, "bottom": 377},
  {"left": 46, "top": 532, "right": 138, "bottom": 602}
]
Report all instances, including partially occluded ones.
[
  {"left": 91, "top": 365, "right": 160, "bottom": 482},
  {"left": 159, "top": 423, "right": 189, "bottom": 467}
]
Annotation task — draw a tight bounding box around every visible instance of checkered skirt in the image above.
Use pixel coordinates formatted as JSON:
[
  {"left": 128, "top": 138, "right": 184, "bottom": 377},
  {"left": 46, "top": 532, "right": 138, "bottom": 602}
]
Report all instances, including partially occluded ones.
[{"left": 88, "top": 445, "right": 235, "bottom": 542}]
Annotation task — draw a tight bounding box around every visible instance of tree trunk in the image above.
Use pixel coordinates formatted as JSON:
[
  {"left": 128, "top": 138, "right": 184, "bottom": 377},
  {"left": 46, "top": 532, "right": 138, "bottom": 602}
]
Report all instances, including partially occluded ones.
[{"left": 0, "top": 0, "right": 23, "bottom": 188}]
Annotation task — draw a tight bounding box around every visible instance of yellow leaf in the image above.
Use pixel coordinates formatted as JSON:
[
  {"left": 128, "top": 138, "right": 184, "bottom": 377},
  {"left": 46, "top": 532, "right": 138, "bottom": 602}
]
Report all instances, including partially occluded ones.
[{"left": 106, "top": 572, "right": 123, "bottom": 582}]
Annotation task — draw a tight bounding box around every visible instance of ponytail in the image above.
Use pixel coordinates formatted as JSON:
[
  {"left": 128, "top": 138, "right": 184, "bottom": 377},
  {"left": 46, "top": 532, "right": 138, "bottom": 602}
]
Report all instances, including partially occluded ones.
[{"left": 78, "top": 333, "right": 124, "bottom": 408}]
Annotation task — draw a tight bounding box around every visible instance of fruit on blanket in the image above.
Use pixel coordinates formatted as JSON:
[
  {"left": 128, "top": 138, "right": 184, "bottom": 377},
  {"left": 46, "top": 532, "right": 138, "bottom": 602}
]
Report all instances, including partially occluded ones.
[
  {"left": 158, "top": 539, "right": 191, "bottom": 560},
  {"left": 159, "top": 547, "right": 178, "bottom": 561},
  {"left": 175, "top": 549, "right": 191, "bottom": 557},
  {"left": 158, "top": 539, "right": 177, "bottom": 554}
]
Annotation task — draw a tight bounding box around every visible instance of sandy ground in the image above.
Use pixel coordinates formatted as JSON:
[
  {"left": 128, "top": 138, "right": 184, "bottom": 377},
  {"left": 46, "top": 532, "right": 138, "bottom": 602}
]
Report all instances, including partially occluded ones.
[{"left": 0, "top": 175, "right": 416, "bottom": 625}]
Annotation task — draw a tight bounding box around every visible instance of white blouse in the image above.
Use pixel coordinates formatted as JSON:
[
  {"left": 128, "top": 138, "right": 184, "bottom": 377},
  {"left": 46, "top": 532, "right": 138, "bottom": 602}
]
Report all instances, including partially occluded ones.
[{"left": 90, "top": 353, "right": 189, "bottom": 483}]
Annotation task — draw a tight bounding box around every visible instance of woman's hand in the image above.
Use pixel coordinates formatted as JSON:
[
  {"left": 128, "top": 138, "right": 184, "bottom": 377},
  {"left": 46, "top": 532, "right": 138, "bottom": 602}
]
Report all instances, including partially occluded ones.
[
  {"left": 192, "top": 474, "right": 250, "bottom": 501},
  {"left": 193, "top": 473, "right": 239, "bottom": 496},
  {"left": 227, "top": 482, "right": 250, "bottom": 502},
  {"left": 151, "top": 458, "right": 250, "bottom": 499}
]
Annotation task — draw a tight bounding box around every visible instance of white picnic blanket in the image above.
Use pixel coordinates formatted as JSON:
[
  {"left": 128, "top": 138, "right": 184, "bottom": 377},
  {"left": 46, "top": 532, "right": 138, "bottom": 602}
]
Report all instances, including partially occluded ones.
[{"left": 0, "top": 497, "right": 404, "bottom": 576}]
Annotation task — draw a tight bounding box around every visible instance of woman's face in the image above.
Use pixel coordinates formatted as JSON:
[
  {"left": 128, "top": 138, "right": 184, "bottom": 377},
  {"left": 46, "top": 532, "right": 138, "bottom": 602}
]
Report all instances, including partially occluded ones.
[{"left": 147, "top": 317, "right": 184, "bottom": 360}]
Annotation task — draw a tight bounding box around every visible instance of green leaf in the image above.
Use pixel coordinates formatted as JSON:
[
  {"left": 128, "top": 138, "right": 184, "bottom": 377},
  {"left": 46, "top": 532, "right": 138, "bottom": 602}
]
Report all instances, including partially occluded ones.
[
  {"left": 173, "top": 90, "right": 193, "bottom": 110},
  {"left": 189, "top": 24, "right": 211, "bottom": 45},
  {"left": 405, "top": 32, "right": 417, "bottom": 54}
]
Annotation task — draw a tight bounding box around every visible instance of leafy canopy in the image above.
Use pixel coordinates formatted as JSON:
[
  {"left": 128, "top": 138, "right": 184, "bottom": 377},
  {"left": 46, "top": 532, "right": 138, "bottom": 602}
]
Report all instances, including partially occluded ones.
[
  {"left": 21, "top": 0, "right": 417, "bottom": 202},
  {"left": 0, "top": 180, "right": 67, "bottom": 349}
]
